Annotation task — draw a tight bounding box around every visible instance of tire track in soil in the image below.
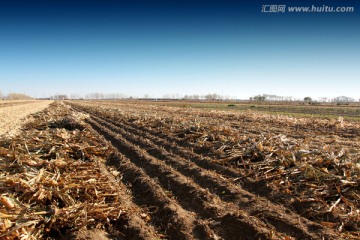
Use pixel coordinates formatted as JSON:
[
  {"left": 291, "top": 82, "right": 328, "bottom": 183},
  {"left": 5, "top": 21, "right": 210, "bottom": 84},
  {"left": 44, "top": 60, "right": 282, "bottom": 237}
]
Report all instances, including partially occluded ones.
[
  {"left": 88, "top": 113, "right": 333, "bottom": 240},
  {"left": 85, "top": 115, "right": 281, "bottom": 240}
]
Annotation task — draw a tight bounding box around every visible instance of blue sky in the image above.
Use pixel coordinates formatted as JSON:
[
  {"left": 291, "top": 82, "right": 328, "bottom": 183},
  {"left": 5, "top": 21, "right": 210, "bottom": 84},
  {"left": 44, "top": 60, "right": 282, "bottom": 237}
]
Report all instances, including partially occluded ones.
[{"left": 0, "top": 0, "right": 359, "bottom": 99}]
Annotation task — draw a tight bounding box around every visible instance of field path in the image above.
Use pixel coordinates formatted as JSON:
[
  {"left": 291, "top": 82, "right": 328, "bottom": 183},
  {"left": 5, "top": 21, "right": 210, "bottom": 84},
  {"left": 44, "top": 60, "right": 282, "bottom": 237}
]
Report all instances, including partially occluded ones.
[{"left": 0, "top": 100, "right": 53, "bottom": 136}]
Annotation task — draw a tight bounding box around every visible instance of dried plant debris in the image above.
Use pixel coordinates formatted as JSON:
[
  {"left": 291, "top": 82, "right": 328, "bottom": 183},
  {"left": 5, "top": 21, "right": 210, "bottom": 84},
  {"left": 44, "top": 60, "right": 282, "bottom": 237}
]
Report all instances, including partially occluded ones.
[
  {"left": 0, "top": 103, "right": 125, "bottom": 239},
  {"left": 3, "top": 99, "right": 359, "bottom": 239},
  {"left": 68, "top": 100, "right": 360, "bottom": 239}
]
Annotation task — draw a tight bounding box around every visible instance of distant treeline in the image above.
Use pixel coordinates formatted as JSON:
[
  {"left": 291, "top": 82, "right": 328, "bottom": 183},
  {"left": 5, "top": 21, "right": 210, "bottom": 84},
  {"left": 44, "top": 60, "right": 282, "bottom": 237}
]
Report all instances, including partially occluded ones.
[
  {"left": 51, "top": 93, "right": 127, "bottom": 100},
  {"left": 251, "top": 94, "right": 358, "bottom": 103},
  {"left": 0, "top": 92, "right": 32, "bottom": 100},
  {"left": 48, "top": 92, "right": 359, "bottom": 103},
  {"left": 51, "top": 93, "right": 237, "bottom": 100}
]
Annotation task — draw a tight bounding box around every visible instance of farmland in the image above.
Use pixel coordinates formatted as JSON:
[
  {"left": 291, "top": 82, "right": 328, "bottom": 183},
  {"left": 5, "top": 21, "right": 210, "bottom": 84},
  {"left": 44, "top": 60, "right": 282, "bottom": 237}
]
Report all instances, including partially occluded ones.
[
  {"left": 132, "top": 100, "right": 360, "bottom": 120},
  {"left": 0, "top": 100, "right": 53, "bottom": 136},
  {"left": 1, "top": 100, "right": 359, "bottom": 239}
]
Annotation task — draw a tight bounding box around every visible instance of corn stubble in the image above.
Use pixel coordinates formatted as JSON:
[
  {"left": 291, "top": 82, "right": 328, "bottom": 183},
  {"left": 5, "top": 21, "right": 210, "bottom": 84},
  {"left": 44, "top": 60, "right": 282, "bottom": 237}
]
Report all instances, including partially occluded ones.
[
  {"left": 1, "top": 100, "right": 359, "bottom": 239},
  {"left": 71, "top": 100, "right": 360, "bottom": 239},
  {"left": 0, "top": 104, "right": 125, "bottom": 239}
]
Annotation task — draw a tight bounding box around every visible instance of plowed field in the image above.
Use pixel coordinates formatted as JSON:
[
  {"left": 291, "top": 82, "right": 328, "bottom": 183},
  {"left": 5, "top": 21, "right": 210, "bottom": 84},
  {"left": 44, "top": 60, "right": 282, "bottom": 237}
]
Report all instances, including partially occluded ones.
[{"left": 1, "top": 100, "right": 359, "bottom": 239}]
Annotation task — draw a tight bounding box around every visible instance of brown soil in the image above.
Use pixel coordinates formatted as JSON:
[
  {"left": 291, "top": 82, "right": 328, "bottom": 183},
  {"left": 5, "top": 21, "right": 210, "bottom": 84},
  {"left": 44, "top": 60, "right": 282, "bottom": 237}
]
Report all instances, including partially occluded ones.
[
  {"left": 2, "top": 100, "right": 357, "bottom": 239},
  {"left": 67, "top": 102, "right": 348, "bottom": 239},
  {"left": 0, "top": 100, "right": 52, "bottom": 136}
]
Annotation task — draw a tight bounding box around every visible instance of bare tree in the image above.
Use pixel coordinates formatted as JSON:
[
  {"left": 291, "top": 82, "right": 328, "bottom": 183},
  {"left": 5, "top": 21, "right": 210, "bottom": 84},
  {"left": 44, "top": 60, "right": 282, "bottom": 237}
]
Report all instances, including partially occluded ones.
[
  {"left": 53, "top": 94, "right": 68, "bottom": 100},
  {"left": 252, "top": 95, "right": 265, "bottom": 101},
  {"left": 8, "top": 93, "right": 32, "bottom": 100},
  {"left": 332, "top": 96, "right": 354, "bottom": 103},
  {"left": 204, "top": 93, "right": 219, "bottom": 100},
  {"left": 304, "top": 97, "right": 312, "bottom": 103}
]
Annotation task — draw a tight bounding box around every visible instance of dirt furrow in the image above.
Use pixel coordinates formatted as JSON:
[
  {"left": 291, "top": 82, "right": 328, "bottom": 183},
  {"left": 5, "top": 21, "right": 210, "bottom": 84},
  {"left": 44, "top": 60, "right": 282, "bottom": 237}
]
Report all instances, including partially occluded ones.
[
  {"left": 72, "top": 105, "right": 336, "bottom": 237},
  {"left": 89, "top": 113, "right": 335, "bottom": 239},
  {"left": 100, "top": 111, "right": 331, "bottom": 230},
  {"left": 70, "top": 103, "right": 345, "bottom": 239},
  {"left": 96, "top": 162, "right": 161, "bottom": 239},
  {"left": 85, "top": 114, "right": 283, "bottom": 240},
  {"left": 85, "top": 118, "right": 219, "bottom": 239},
  {"left": 125, "top": 122, "right": 342, "bottom": 239},
  {"left": 72, "top": 104, "right": 240, "bottom": 178}
]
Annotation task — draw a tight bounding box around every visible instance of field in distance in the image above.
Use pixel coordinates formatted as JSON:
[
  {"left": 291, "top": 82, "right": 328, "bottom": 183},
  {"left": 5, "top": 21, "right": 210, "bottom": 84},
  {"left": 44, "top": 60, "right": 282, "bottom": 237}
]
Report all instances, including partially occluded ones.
[{"left": 124, "top": 99, "right": 360, "bottom": 120}]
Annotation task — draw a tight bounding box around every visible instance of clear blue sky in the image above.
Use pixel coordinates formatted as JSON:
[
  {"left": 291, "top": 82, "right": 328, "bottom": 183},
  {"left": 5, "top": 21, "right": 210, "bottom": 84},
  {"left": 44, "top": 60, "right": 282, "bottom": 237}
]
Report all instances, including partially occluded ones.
[{"left": 0, "top": 0, "right": 359, "bottom": 99}]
